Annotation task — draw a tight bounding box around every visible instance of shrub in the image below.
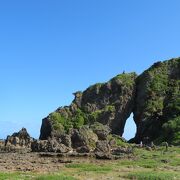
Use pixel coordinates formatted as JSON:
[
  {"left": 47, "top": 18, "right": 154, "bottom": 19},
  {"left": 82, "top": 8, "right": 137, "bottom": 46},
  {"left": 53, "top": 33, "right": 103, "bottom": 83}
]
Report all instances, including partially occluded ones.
[{"left": 73, "top": 109, "right": 85, "bottom": 129}]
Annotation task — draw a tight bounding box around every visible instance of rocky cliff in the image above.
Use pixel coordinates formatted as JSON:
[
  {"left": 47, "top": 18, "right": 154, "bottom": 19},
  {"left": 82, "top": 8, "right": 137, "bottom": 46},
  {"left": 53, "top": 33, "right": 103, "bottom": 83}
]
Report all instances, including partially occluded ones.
[
  {"left": 40, "top": 58, "right": 180, "bottom": 146},
  {"left": 40, "top": 72, "right": 137, "bottom": 140},
  {"left": 133, "top": 58, "right": 180, "bottom": 145}
]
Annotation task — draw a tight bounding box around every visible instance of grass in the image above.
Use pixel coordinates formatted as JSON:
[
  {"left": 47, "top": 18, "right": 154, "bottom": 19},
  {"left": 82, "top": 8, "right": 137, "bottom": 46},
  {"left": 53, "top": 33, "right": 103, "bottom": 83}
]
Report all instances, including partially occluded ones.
[
  {"left": 0, "top": 172, "right": 34, "bottom": 180},
  {"left": 35, "top": 174, "right": 76, "bottom": 180},
  {"left": 65, "top": 163, "right": 112, "bottom": 173},
  {"left": 117, "top": 159, "right": 158, "bottom": 168},
  {"left": 126, "top": 171, "right": 180, "bottom": 180},
  {"left": 0, "top": 173, "right": 76, "bottom": 180},
  {"left": 0, "top": 146, "right": 179, "bottom": 180}
]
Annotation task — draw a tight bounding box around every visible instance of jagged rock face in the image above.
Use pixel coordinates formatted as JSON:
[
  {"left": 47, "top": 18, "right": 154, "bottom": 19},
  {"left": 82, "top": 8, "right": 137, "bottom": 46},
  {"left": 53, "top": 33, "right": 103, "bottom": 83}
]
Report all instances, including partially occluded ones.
[
  {"left": 0, "top": 140, "right": 5, "bottom": 151},
  {"left": 133, "top": 58, "right": 180, "bottom": 145},
  {"left": 3, "top": 128, "right": 33, "bottom": 152},
  {"left": 31, "top": 139, "right": 70, "bottom": 153},
  {"left": 80, "top": 73, "right": 137, "bottom": 135},
  {"left": 40, "top": 73, "right": 137, "bottom": 140},
  {"left": 71, "top": 126, "right": 98, "bottom": 151},
  {"left": 39, "top": 58, "right": 179, "bottom": 146},
  {"left": 90, "top": 122, "right": 111, "bottom": 140}
]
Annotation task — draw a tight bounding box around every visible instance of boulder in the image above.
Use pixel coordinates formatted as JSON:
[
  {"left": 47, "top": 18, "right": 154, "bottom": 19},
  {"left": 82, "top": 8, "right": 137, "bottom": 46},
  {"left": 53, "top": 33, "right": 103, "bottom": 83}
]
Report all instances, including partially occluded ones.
[
  {"left": 59, "top": 134, "right": 72, "bottom": 148},
  {"left": 90, "top": 122, "right": 110, "bottom": 140},
  {"left": 31, "top": 138, "right": 70, "bottom": 153},
  {"left": 94, "top": 140, "right": 112, "bottom": 159},
  {"left": 5, "top": 128, "right": 33, "bottom": 149},
  {"left": 71, "top": 126, "right": 98, "bottom": 151},
  {"left": 94, "top": 140, "right": 111, "bottom": 154},
  {"left": 76, "top": 146, "right": 90, "bottom": 153},
  {"left": 112, "top": 147, "right": 133, "bottom": 155}
]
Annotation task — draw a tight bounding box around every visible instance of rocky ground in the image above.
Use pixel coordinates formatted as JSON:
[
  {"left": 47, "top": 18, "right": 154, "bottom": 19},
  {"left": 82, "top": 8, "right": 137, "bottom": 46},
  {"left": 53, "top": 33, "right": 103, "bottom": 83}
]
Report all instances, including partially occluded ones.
[
  {"left": 0, "top": 152, "right": 130, "bottom": 174},
  {"left": 0, "top": 146, "right": 179, "bottom": 180},
  {"left": 0, "top": 128, "right": 179, "bottom": 179},
  {"left": 0, "top": 152, "right": 98, "bottom": 173},
  {"left": 0, "top": 127, "right": 133, "bottom": 174},
  {"left": 0, "top": 58, "right": 179, "bottom": 179}
]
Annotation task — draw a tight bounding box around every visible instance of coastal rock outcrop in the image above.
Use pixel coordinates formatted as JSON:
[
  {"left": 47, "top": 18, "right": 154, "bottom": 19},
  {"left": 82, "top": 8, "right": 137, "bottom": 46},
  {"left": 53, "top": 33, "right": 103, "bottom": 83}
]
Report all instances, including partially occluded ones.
[
  {"left": 39, "top": 58, "right": 180, "bottom": 146},
  {"left": 31, "top": 139, "right": 70, "bottom": 153},
  {"left": 133, "top": 58, "right": 180, "bottom": 145},
  {"left": 40, "top": 72, "right": 137, "bottom": 141},
  {"left": 2, "top": 58, "right": 179, "bottom": 156},
  {"left": 0, "top": 128, "right": 34, "bottom": 152}
]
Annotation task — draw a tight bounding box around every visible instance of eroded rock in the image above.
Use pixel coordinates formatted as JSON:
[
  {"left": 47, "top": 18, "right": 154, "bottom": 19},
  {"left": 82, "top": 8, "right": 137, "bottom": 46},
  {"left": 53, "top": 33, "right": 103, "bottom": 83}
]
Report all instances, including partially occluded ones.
[
  {"left": 71, "top": 126, "right": 98, "bottom": 151},
  {"left": 40, "top": 73, "right": 137, "bottom": 141},
  {"left": 5, "top": 128, "right": 33, "bottom": 149},
  {"left": 133, "top": 58, "right": 180, "bottom": 145},
  {"left": 31, "top": 139, "right": 70, "bottom": 153}
]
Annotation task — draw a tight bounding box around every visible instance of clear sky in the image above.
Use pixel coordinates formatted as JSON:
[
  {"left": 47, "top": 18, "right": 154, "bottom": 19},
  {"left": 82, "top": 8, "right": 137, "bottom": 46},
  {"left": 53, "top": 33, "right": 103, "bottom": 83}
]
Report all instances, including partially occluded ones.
[{"left": 0, "top": 1, "right": 180, "bottom": 139}]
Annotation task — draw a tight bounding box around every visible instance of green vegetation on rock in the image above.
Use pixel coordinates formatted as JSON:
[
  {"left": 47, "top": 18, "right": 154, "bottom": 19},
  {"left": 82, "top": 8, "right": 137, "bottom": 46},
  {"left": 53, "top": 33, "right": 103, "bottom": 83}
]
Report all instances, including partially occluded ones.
[
  {"left": 134, "top": 58, "right": 180, "bottom": 145},
  {"left": 49, "top": 112, "right": 66, "bottom": 132},
  {"left": 49, "top": 109, "right": 87, "bottom": 132},
  {"left": 41, "top": 58, "right": 179, "bottom": 145},
  {"left": 72, "top": 109, "right": 85, "bottom": 129},
  {"left": 88, "top": 105, "right": 116, "bottom": 123},
  {"left": 111, "top": 72, "right": 137, "bottom": 87},
  {"left": 107, "top": 134, "right": 128, "bottom": 147},
  {"left": 158, "top": 116, "right": 180, "bottom": 145},
  {"left": 49, "top": 112, "right": 74, "bottom": 133}
]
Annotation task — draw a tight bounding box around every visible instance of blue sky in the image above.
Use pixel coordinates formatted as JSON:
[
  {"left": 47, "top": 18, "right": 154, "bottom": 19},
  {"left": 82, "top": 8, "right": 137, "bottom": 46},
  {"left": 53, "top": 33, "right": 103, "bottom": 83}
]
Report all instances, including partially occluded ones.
[{"left": 0, "top": 1, "right": 180, "bottom": 139}]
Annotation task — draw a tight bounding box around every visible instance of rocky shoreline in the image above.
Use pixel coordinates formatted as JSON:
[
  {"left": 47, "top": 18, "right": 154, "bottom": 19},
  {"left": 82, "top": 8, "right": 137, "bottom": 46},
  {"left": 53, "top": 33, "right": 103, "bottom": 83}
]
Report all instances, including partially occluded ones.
[
  {"left": 0, "top": 58, "right": 179, "bottom": 171},
  {"left": 0, "top": 128, "right": 133, "bottom": 161},
  {"left": 0, "top": 127, "right": 135, "bottom": 173},
  {"left": 39, "top": 58, "right": 180, "bottom": 146}
]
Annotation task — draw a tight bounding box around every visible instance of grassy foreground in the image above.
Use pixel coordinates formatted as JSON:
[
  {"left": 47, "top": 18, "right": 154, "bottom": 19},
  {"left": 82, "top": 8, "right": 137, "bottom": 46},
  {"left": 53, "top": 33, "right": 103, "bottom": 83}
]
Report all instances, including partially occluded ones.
[{"left": 0, "top": 146, "right": 179, "bottom": 180}]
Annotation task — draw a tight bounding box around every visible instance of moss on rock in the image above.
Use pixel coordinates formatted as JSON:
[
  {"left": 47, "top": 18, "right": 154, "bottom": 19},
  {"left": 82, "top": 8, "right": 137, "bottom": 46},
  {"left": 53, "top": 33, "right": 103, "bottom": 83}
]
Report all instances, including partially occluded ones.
[
  {"left": 40, "top": 72, "right": 137, "bottom": 140},
  {"left": 134, "top": 58, "right": 180, "bottom": 145},
  {"left": 40, "top": 58, "right": 179, "bottom": 146}
]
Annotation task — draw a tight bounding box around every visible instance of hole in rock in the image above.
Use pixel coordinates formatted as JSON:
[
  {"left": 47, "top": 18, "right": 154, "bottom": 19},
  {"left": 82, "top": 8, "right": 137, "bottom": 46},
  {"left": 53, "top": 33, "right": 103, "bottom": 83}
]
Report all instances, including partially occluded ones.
[{"left": 122, "top": 113, "right": 136, "bottom": 141}]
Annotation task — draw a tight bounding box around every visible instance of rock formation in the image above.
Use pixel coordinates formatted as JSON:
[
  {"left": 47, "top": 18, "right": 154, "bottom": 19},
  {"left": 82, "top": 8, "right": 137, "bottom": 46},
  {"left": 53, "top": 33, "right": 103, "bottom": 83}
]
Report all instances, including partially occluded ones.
[
  {"left": 39, "top": 58, "right": 180, "bottom": 146},
  {"left": 5, "top": 128, "right": 33, "bottom": 148},
  {"left": 133, "top": 58, "right": 180, "bottom": 145},
  {"left": 37, "top": 72, "right": 138, "bottom": 156},
  {"left": 40, "top": 72, "right": 137, "bottom": 140},
  {"left": 0, "top": 128, "right": 34, "bottom": 152},
  {"left": 1, "top": 57, "right": 178, "bottom": 156}
]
